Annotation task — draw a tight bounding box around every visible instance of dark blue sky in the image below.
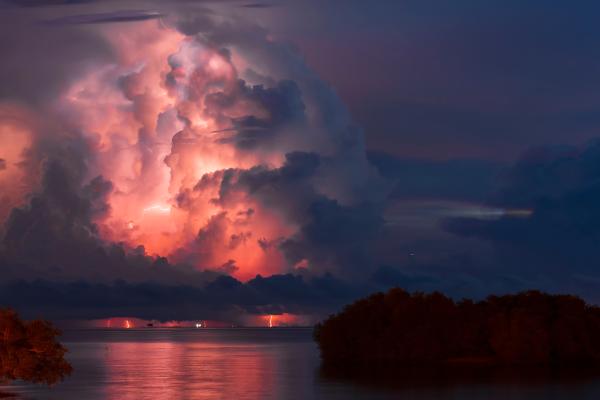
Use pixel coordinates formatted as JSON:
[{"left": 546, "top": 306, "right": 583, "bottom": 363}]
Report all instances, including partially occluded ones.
[{"left": 271, "top": 0, "right": 600, "bottom": 159}]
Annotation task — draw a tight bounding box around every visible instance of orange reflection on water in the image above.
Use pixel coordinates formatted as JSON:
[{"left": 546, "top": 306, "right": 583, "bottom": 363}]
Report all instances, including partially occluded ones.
[{"left": 102, "top": 338, "right": 277, "bottom": 399}]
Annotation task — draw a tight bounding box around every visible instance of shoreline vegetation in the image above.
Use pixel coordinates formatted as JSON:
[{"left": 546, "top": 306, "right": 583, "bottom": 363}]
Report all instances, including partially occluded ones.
[
  {"left": 314, "top": 289, "right": 600, "bottom": 369},
  {"left": 0, "top": 309, "right": 72, "bottom": 386}
]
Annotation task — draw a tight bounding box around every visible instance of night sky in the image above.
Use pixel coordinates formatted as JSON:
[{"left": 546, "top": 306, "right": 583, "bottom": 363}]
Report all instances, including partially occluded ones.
[{"left": 1, "top": 0, "right": 600, "bottom": 324}]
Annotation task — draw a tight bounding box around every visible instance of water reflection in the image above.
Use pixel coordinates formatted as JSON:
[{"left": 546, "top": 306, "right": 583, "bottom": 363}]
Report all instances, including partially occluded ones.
[
  {"left": 319, "top": 363, "right": 600, "bottom": 388},
  {"left": 4, "top": 328, "right": 316, "bottom": 400},
  {"left": 317, "top": 363, "right": 600, "bottom": 400},
  {"left": 4, "top": 329, "right": 600, "bottom": 400},
  {"left": 102, "top": 341, "right": 276, "bottom": 399}
]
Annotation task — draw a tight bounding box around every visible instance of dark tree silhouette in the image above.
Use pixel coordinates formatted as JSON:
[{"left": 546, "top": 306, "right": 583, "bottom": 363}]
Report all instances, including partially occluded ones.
[
  {"left": 0, "top": 309, "right": 72, "bottom": 385},
  {"left": 314, "top": 289, "right": 600, "bottom": 367}
]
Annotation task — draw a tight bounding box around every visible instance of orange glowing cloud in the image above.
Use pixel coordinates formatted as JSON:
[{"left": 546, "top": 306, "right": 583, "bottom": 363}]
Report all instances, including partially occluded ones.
[{"left": 54, "top": 21, "right": 299, "bottom": 280}]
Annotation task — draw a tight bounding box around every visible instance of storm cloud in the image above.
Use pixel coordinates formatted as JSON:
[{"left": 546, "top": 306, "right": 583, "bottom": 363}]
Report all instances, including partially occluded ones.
[
  {"left": 0, "top": 1, "right": 388, "bottom": 322},
  {"left": 3, "top": 0, "right": 600, "bottom": 324}
]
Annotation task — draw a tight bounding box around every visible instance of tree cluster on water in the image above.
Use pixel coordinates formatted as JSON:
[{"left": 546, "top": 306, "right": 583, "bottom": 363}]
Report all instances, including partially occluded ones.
[
  {"left": 315, "top": 289, "right": 600, "bottom": 367},
  {"left": 0, "top": 309, "right": 72, "bottom": 385}
]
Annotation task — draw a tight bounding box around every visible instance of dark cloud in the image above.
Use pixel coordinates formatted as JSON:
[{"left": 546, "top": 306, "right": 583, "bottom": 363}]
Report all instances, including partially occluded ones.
[
  {"left": 43, "top": 10, "right": 164, "bottom": 25},
  {"left": 280, "top": 199, "right": 383, "bottom": 277},
  {"left": 210, "top": 151, "right": 384, "bottom": 275},
  {"left": 2, "top": 154, "right": 109, "bottom": 269},
  {"left": 240, "top": 3, "right": 274, "bottom": 8},
  {"left": 0, "top": 159, "right": 6, "bottom": 170},
  {"left": 170, "top": 212, "right": 230, "bottom": 268},
  {"left": 229, "top": 231, "right": 251, "bottom": 249},
  {"left": 171, "top": 150, "right": 385, "bottom": 277},
  {"left": 444, "top": 140, "right": 600, "bottom": 284},
  {"left": 3, "top": 0, "right": 98, "bottom": 6},
  {"left": 216, "top": 151, "right": 321, "bottom": 216},
  {"left": 0, "top": 273, "right": 370, "bottom": 321},
  {"left": 3, "top": 263, "right": 570, "bottom": 323},
  {"left": 487, "top": 142, "right": 600, "bottom": 208},
  {"left": 368, "top": 151, "right": 504, "bottom": 202},
  {"left": 207, "top": 79, "right": 305, "bottom": 149}
]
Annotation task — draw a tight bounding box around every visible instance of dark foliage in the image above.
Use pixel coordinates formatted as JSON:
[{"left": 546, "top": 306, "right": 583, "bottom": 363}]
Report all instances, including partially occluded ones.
[
  {"left": 314, "top": 289, "right": 600, "bottom": 367},
  {"left": 0, "top": 309, "right": 72, "bottom": 385}
]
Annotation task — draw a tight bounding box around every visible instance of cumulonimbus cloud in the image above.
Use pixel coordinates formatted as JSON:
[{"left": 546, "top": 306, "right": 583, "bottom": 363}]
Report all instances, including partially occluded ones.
[{"left": 0, "top": 3, "right": 386, "bottom": 322}]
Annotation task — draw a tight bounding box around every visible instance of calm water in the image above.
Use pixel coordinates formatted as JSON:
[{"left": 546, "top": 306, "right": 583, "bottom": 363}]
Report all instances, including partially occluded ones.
[{"left": 2, "top": 328, "right": 600, "bottom": 399}]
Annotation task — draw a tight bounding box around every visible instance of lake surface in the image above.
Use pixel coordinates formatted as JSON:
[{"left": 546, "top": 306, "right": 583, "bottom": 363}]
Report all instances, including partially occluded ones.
[{"left": 2, "top": 328, "right": 600, "bottom": 399}]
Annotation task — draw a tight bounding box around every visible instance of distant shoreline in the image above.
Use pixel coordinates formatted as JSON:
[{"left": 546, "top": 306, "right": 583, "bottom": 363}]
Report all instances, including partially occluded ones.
[{"left": 57, "top": 326, "right": 314, "bottom": 331}]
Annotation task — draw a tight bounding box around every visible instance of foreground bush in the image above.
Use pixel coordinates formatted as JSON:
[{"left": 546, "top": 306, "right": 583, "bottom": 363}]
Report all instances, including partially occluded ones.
[
  {"left": 0, "top": 309, "right": 72, "bottom": 385},
  {"left": 314, "top": 289, "right": 600, "bottom": 367}
]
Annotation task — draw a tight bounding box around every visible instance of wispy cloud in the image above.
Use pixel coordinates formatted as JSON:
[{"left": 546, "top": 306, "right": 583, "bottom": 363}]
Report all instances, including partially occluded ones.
[
  {"left": 240, "top": 3, "right": 275, "bottom": 9},
  {"left": 5, "top": 0, "right": 99, "bottom": 7},
  {"left": 43, "top": 9, "right": 164, "bottom": 25}
]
